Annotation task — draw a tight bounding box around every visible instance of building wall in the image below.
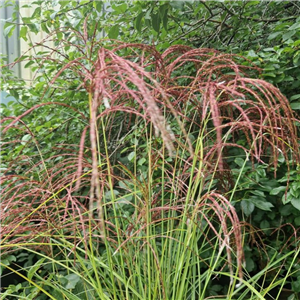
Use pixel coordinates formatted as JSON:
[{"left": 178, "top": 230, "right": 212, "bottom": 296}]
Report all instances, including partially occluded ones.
[
  {"left": 1, "top": 0, "right": 55, "bottom": 85},
  {"left": 0, "top": 0, "right": 21, "bottom": 77}
]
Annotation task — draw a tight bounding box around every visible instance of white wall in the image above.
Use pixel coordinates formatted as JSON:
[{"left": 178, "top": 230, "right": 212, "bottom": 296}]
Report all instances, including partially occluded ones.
[{"left": 19, "top": 0, "right": 56, "bottom": 85}]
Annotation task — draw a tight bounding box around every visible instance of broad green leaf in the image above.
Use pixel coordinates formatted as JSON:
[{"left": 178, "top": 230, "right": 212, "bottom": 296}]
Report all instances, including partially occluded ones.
[
  {"left": 288, "top": 22, "right": 300, "bottom": 31},
  {"left": 250, "top": 190, "right": 265, "bottom": 197},
  {"left": 247, "top": 50, "right": 257, "bottom": 58},
  {"left": 251, "top": 198, "right": 273, "bottom": 211},
  {"left": 292, "top": 279, "right": 300, "bottom": 293},
  {"left": 4, "top": 24, "right": 15, "bottom": 37},
  {"left": 291, "top": 198, "right": 300, "bottom": 211},
  {"left": 65, "top": 273, "right": 81, "bottom": 289},
  {"left": 108, "top": 25, "right": 119, "bottom": 39},
  {"left": 20, "top": 26, "right": 28, "bottom": 41},
  {"left": 135, "top": 12, "right": 144, "bottom": 32},
  {"left": 138, "top": 157, "right": 146, "bottom": 165},
  {"left": 27, "top": 23, "right": 39, "bottom": 34},
  {"left": 291, "top": 183, "right": 300, "bottom": 197},
  {"left": 32, "top": 6, "right": 41, "bottom": 18},
  {"left": 260, "top": 220, "right": 270, "bottom": 229},
  {"left": 159, "top": 3, "right": 169, "bottom": 18},
  {"left": 93, "top": 1, "right": 103, "bottom": 12},
  {"left": 57, "top": 31, "right": 63, "bottom": 40},
  {"left": 282, "top": 30, "right": 296, "bottom": 41},
  {"left": 270, "top": 186, "right": 286, "bottom": 195},
  {"left": 264, "top": 66, "right": 275, "bottom": 71},
  {"left": 159, "top": 2, "right": 169, "bottom": 31},
  {"left": 290, "top": 102, "right": 300, "bottom": 110},
  {"left": 60, "top": 1, "right": 69, "bottom": 8},
  {"left": 295, "top": 216, "right": 300, "bottom": 226},
  {"left": 268, "top": 32, "right": 282, "bottom": 40},
  {"left": 24, "top": 60, "right": 35, "bottom": 68},
  {"left": 128, "top": 151, "right": 135, "bottom": 162},
  {"left": 151, "top": 13, "right": 161, "bottom": 32},
  {"left": 113, "top": 3, "right": 127, "bottom": 13},
  {"left": 282, "top": 191, "right": 291, "bottom": 205},
  {"left": 234, "top": 157, "right": 245, "bottom": 167},
  {"left": 262, "top": 73, "right": 276, "bottom": 77},
  {"left": 280, "top": 204, "right": 293, "bottom": 216},
  {"left": 241, "top": 200, "right": 255, "bottom": 216},
  {"left": 290, "top": 94, "right": 300, "bottom": 101},
  {"left": 293, "top": 51, "right": 300, "bottom": 66},
  {"left": 245, "top": 256, "right": 255, "bottom": 272}
]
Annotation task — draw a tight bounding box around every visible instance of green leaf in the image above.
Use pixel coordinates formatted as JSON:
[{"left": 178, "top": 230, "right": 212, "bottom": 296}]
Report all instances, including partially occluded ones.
[
  {"left": 262, "top": 73, "right": 276, "bottom": 78},
  {"left": 245, "top": 256, "right": 255, "bottom": 272},
  {"left": 251, "top": 198, "right": 274, "bottom": 211},
  {"left": 291, "top": 198, "right": 300, "bottom": 211},
  {"left": 282, "top": 191, "right": 291, "bottom": 204},
  {"left": 28, "top": 258, "right": 45, "bottom": 280},
  {"left": 290, "top": 102, "right": 300, "bottom": 110},
  {"left": 60, "top": 1, "right": 69, "bottom": 8},
  {"left": 250, "top": 190, "right": 265, "bottom": 197},
  {"left": 113, "top": 3, "right": 127, "bottom": 13},
  {"left": 290, "top": 94, "right": 300, "bottom": 101},
  {"left": 292, "top": 278, "right": 300, "bottom": 293},
  {"left": 282, "top": 30, "right": 296, "bottom": 41},
  {"left": 268, "top": 32, "right": 281, "bottom": 40},
  {"left": 247, "top": 50, "right": 258, "bottom": 58},
  {"left": 279, "top": 204, "right": 293, "bottom": 216},
  {"left": 234, "top": 157, "right": 246, "bottom": 167},
  {"left": 138, "top": 157, "right": 146, "bottom": 165},
  {"left": 270, "top": 186, "right": 286, "bottom": 195},
  {"left": 57, "top": 31, "right": 63, "bottom": 40},
  {"left": 241, "top": 200, "right": 255, "bottom": 216},
  {"left": 41, "top": 22, "right": 50, "bottom": 33},
  {"left": 28, "top": 23, "right": 40, "bottom": 34},
  {"left": 93, "top": 1, "right": 103, "bottom": 12},
  {"left": 260, "top": 220, "right": 270, "bottom": 230},
  {"left": 19, "top": 26, "right": 28, "bottom": 41},
  {"left": 151, "top": 13, "right": 161, "bottom": 33},
  {"left": 159, "top": 3, "right": 168, "bottom": 18},
  {"left": 65, "top": 273, "right": 81, "bottom": 289},
  {"left": 288, "top": 22, "right": 300, "bottom": 31},
  {"left": 135, "top": 12, "right": 144, "bottom": 32},
  {"left": 108, "top": 25, "right": 119, "bottom": 39},
  {"left": 158, "top": 3, "right": 169, "bottom": 31},
  {"left": 4, "top": 24, "right": 15, "bottom": 37},
  {"left": 295, "top": 216, "right": 300, "bottom": 226},
  {"left": 162, "top": 9, "right": 168, "bottom": 31},
  {"left": 128, "top": 151, "right": 135, "bottom": 162}
]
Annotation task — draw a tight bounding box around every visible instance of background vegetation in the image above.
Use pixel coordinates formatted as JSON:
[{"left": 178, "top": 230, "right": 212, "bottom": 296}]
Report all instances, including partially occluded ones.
[{"left": 1, "top": 1, "right": 300, "bottom": 299}]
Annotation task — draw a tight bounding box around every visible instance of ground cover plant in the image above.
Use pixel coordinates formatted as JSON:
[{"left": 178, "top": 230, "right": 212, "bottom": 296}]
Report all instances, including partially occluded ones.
[{"left": 1, "top": 7, "right": 300, "bottom": 300}]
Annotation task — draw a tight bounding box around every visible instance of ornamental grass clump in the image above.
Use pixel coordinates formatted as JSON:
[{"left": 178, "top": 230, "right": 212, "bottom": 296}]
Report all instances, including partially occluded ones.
[{"left": 1, "top": 20, "right": 299, "bottom": 299}]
